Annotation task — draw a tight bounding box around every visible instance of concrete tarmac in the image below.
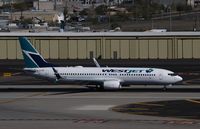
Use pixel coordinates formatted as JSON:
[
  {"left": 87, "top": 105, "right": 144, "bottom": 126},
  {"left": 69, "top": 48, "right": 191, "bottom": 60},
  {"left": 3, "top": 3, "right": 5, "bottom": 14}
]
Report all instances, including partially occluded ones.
[{"left": 0, "top": 85, "right": 200, "bottom": 129}]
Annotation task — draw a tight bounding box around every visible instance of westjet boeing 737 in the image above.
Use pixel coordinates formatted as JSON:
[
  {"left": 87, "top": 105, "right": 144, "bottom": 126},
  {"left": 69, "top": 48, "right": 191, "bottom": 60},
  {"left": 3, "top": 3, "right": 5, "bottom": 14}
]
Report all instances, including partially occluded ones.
[{"left": 19, "top": 37, "right": 183, "bottom": 90}]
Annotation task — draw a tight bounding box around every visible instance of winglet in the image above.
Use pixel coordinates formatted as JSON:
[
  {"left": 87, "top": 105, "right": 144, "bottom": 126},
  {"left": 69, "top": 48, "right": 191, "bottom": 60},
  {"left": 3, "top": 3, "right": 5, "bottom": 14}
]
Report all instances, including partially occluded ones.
[{"left": 93, "top": 58, "right": 100, "bottom": 67}]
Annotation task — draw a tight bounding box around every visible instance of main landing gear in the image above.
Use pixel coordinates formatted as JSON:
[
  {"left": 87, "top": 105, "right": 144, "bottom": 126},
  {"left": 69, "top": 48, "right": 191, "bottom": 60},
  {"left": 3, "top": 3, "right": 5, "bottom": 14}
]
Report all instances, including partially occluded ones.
[
  {"left": 96, "top": 85, "right": 104, "bottom": 91},
  {"left": 163, "top": 85, "right": 167, "bottom": 91},
  {"left": 86, "top": 85, "right": 104, "bottom": 91}
]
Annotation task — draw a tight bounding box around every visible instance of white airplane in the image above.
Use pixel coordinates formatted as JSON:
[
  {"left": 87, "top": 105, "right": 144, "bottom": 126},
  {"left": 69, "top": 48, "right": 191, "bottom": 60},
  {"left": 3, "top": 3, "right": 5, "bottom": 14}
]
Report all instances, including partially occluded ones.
[{"left": 19, "top": 37, "right": 183, "bottom": 90}]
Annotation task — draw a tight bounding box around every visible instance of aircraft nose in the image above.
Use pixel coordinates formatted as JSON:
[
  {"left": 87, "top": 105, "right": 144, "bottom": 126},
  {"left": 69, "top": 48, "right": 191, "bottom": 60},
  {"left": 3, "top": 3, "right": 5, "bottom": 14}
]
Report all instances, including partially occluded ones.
[{"left": 176, "top": 76, "right": 183, "bottom": 82}]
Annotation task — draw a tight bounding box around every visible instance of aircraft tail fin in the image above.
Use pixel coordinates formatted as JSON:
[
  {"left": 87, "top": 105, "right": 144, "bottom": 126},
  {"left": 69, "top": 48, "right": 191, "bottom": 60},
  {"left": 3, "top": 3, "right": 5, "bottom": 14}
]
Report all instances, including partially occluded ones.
[{"left": 19, "top": 37, "right": 54, "bottom": 68}]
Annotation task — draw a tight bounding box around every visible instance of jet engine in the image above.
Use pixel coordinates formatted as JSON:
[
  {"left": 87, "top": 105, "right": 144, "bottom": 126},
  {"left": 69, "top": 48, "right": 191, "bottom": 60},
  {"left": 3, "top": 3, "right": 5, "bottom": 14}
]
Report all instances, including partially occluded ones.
[{"left": 103, "top": 80, "right": 121, "bottom": 89}]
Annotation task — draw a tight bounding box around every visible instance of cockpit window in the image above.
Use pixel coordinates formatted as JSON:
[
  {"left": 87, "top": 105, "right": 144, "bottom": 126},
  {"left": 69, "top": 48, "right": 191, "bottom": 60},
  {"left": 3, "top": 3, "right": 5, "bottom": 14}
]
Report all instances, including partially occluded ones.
[{"left": 168, "top": 73, "right": 177, "bottom": 76}]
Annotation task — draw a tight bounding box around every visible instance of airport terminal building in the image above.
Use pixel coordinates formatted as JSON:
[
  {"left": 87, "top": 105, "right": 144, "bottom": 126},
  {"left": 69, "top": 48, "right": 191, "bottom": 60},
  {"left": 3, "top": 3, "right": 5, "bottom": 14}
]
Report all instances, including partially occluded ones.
[{"left": 0, "top": 32, "right": 200, "bottom": 60}]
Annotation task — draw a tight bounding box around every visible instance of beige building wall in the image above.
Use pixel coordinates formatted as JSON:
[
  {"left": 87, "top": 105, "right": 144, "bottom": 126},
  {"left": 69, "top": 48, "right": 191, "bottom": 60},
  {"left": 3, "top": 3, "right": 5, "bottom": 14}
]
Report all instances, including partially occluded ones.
[
  {"left": 193, "top": 39, "right": 200, "bottom": 58},
  {"left": 158, "top": 40, "right": 168, "bottom": 59},
  {"left": 120, "top": 40, "right": 129, "bottom": 59},
  {"left": 40, "top": 40, "right": 50, "bottom": 59},
  {"left": 139, "top": 40, "right": 149, "bottom": 59},
  {"left": 183, "top": 40, "right": 193, "bottom": 58},
  {"left": 77, "top": 40, "right": 87, "bottom": 59},
  {"left": 110, "top": 40, "right": 120, "bottom": 59},
  {"left": 0, "top": 40, "right": 7, "bottom": 59},
  {"left": 68, "top": 40, "right": 77, "bottom": 59},
  {"left": 96, "top": 40, "right": 101, "bottom": 58},
  {"left": 1, "top": 34, "right": 200, "bottom": 60},
  {"left": 59, "top": 39, "right": 68, "bottom": 59},
  {"left": 7, "top": 40, "right": 17, "bottom": 59},
  {"left": 86, "top": 40, "right": 96, "bottom": 59},
  {"left": 50, "top": 40, "right": 59, "bottom": 59},
  {"left": 129, "top": 40, "right": 139, "bottom": 59},
  {"left": 149, "top": 40, "right": 158, "bottom": 59},
  {"left": 105, "top": 40, "right": 111, "bottom": 59}
]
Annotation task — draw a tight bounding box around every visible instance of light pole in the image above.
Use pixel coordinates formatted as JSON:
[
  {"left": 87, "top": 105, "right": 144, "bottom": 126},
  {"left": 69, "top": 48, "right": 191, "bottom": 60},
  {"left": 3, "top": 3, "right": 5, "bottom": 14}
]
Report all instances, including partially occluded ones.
[
  {"left": 108, "top": 0, "right": 111, "bottom": 30},
  {"left": 151, "top": 15, "right": 154, "bottom": 29},
  {"left": 9, "top": 0, "right": 13, "bottom": 22},
  {"left": 169, "top": 0, "right": 172, "bottom": 31},
  {"left": 169, "top": 6, "right": 172, "bottom": 31},
  {"left": 38, "top": 0, "right": 40, "bottom": 10},
  {"left": 54, "top": 0, "right": 57, "bottom": 10}
]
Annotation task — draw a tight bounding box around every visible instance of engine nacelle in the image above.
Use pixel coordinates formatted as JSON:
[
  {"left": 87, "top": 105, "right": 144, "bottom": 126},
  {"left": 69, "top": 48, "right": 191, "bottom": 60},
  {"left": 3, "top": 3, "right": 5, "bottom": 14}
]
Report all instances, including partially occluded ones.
[{"left": 103, "top": 81, "right": 121, "bottom": 89}]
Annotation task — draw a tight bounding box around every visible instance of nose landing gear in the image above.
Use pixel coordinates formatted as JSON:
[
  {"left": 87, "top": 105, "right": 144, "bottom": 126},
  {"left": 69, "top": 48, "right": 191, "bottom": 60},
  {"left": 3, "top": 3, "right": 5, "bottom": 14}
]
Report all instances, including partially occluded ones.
[{"left": 163, "top": 84, "right": 172, "bottom": 91}]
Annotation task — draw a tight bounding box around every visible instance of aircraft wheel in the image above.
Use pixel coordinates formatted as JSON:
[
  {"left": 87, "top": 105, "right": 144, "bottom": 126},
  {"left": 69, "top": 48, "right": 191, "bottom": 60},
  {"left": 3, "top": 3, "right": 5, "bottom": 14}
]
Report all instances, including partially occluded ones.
[
  {"left": 96, "top": 85, "right": 104, "bottom": 91},
  {"left": 163, "top": 85, "right": 167, "bottom": 91}
]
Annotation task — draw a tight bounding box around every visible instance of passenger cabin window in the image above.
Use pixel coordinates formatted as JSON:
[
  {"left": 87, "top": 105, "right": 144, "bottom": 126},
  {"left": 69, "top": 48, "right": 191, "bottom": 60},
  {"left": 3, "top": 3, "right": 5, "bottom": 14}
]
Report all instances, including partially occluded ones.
[{"left": 168, "top": 73, "right": 177, "bottom": 76}]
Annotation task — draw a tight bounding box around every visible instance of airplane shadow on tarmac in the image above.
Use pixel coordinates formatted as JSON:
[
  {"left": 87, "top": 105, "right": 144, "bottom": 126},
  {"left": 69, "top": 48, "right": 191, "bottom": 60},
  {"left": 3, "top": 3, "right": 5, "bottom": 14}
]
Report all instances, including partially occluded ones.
[{"left": 0, "top": 86, "right": 200, "bottom": 94}]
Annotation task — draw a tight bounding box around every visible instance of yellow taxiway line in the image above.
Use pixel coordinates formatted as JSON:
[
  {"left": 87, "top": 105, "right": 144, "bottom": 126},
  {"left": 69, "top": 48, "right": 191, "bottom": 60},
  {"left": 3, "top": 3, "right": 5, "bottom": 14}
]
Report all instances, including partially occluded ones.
[{"left": 186, "top": 99, "right": 200, "bottom": 104}]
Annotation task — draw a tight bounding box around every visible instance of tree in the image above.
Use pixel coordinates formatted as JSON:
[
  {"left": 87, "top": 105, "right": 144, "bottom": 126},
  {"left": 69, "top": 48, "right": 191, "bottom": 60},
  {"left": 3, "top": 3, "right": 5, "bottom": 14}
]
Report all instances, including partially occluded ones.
[
  {"left": 21, "top": 18, "right": 33, "bottom": 25},
  {"left": 0, "top": 4, "right": 10, "bottom": 11},
  {"left": 95, "top": 5, "right": 108, "bottom": 15},
  {"left": 176, "top": 4, "right": 185, "bottom": 14},
  {"left": 110, "top": 22, "right": 121, "bottom": 30},
  {"left": 129, "top": 1, "right": 164, "bottom": 20},
  {"left": 176, "top": 4, "right": 192, "bottom": 15},
  {"left": 12, "top": 2, "right": 32, "bottom": 20},
  {"left": 63, "top": 6, "right": 68, "bottom": 23},
  {"left": 79, "top": 9, "right": 89, "bottom": 16}
]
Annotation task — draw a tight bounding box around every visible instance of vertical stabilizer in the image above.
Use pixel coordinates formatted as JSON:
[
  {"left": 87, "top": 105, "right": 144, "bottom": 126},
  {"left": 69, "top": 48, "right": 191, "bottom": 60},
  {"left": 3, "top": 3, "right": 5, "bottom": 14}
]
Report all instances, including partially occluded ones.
[{"left": 19, "top": 37, "right": 53, "bottom": 68}]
